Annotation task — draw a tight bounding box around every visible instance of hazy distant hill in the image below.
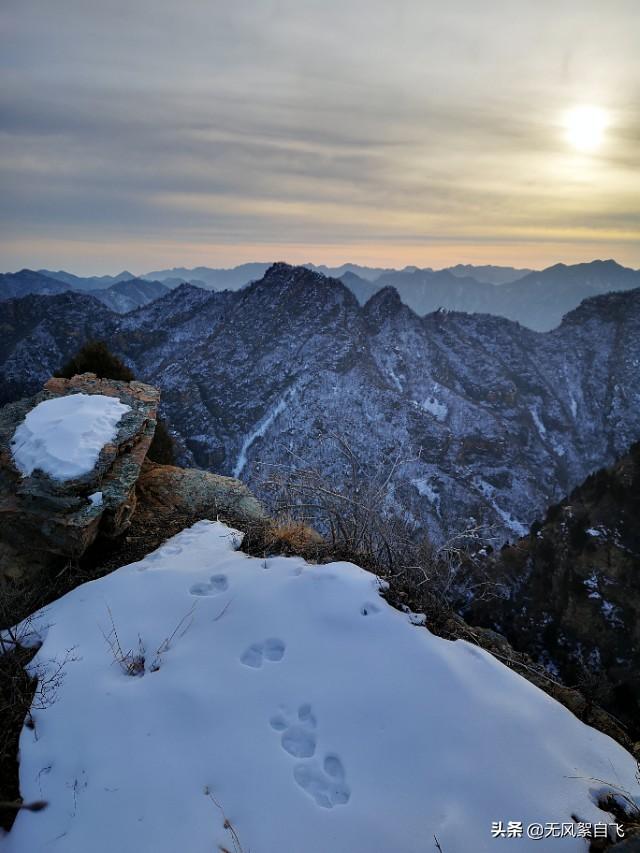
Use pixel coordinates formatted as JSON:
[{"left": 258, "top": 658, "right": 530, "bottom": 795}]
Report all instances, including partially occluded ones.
[
  {"left": 142, "top": 263, "right": 271, "bottom": 290},
  {"left": 91, "top": 278, "right": 169, "bottom": 313},
  {"left": 0, "top": 269, "right": 70, "bottom": 299},
  {"left": 445, "top": 264, "right": 532, "bottom": 284},
  {"left": 0, "top": 270, "right": 169, "bottom": 313},
  {"left": 338, "top": 271, "right": 380, "bottom": 304},
  {"left": 39, "top": 269, "right": 137, "bottom": 291},
  {"left": 373, "top": 259, "right": 640, "bottom": 330},
  {"left": 496, "top": 259, "right": 640, "bottom": 330},
  {"left": 373, "top": 268, "right": 499, "bottom": 315},
  {"left": 307, "top": 262, "right": 398, "bottom": 281}
]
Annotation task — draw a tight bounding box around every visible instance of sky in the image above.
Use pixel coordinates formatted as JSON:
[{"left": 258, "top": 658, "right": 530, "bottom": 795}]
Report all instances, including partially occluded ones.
[{"left": 1, "top": 0, "right": 639, "bottom": 275}]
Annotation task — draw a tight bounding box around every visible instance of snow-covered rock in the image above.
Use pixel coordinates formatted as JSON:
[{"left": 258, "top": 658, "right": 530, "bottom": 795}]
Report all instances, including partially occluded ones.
[
  {"left": 11, "top": 394, "right": 131, "bottom": 481},
  {"left": 3, "top": 520, "right": 638, "bottom": 853}
]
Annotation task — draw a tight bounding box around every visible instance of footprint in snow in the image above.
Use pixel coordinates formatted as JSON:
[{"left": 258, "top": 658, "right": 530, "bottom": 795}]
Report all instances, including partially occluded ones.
[
  {"left": 360, "top": 601, "right": 381, "bottom": 616},
  {"left": 189, "top": 574, "right": 229, "bottom": 596},
  {"left": 270, "top": 704, "right": 350, "bottom": 808},
  {"left": 240, "top": 638, "right": 286, "bottom": 668}
]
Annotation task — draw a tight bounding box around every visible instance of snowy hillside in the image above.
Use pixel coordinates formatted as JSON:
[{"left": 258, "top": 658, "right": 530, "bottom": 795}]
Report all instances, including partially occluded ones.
[{"left": 3, "top": 521, "right": 637, "bottom": 853}]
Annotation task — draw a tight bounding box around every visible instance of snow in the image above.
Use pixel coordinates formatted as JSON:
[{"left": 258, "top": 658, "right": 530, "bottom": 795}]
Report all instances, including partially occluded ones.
[
  {"left": 386, "top": 364, "right": 403, "bottom": 391},
  {"left": 11, "top": 394, "right": 131, "bottom": 481},
  {"left": 421, "top": 394, "right": 448, "bottom": 421},
  {"left": 88, "top": 492, "right": 103, "bottom": 507},
  {"left": 473, "top": 478, "right": 529, "bottom": 537},
  {"left": 529, "top": 405, "right": 547, "bottom": 438},
  {"left": 3, "top": 520, "right": 638, "bottom": 853},
  {"left": 584, "top": 571, "right": 601, "bottom": 599},
  {"left": 600, "top": 599, "right": 624, "bottom": 628},
  {"left": 411, "top": 476, "right": 440, "bottom": 506},
  {"left": 233, "top": 394, "right": 289, "bottom": 478}
]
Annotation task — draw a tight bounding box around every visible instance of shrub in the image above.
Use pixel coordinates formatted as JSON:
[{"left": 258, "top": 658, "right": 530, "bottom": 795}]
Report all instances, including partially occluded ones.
[
  {"left": 57, "top": 340, "right": 176, "bottom": 465},
  {"left": 56, "top": 339, "right": 134, "bottom": 382}
]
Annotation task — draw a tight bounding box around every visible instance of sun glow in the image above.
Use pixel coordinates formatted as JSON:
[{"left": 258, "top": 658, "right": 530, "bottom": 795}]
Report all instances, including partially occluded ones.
[{"left": 563, "top": 105, "right": 608, "bottom": 153}]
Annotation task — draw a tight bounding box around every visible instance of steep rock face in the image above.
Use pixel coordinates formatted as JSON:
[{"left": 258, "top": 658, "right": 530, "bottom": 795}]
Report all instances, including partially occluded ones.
[
  {"left": 1, "top": 264, "right": 639, "bottom": 544},
  {"left": 469, "top": 441, "right": 640, "bottom": 737},
  {"left": 0, "top": 374, "right": 159, "bottom": 580}
]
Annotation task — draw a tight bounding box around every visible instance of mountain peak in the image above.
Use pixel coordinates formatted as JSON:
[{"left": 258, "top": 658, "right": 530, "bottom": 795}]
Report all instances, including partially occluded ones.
[{"left": 363, "top": 285, "right": 405, "bottom": 326}]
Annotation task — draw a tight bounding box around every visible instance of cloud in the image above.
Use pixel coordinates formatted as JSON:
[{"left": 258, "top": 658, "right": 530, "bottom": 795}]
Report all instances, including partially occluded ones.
[{"left": 1, "top": 0, "right": 639, "bottom": 272}]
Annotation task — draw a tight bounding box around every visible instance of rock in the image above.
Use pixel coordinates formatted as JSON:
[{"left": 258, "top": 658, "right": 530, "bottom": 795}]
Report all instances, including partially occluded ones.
[
  {"left": 134, "top": 459, "right": 266, "bottom": 526},
  {"left": 0, "top": 373, "right": 159, "bottom": 579}
]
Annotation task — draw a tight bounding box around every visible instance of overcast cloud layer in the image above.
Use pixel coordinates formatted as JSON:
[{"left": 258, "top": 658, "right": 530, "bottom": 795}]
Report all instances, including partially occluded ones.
[{"left": 1, "top": 0, "right": 639, "bottom": 273}]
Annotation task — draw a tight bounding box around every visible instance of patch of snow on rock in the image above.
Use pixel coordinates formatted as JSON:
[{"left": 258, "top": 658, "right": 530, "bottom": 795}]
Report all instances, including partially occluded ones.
[
  {"left": 411, "top": 477, "right": 440, "bottom": 506},
  {"left": 529, "top": 404, "right": 547, "bottom": 438},
  {"left": 11, "top": 393, "right": 131, "bottom": 481},
  {"left": 421, "top": 394, "right": 448, "bottom": 421}
]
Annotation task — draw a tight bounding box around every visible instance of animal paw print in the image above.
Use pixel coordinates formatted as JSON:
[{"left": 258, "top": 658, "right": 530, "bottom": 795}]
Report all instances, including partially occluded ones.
[
  {"left": 270, "top": 704, "right": 350, "bottom": 808},
  {"left": 294, "top": 754, "right": 350, "bottom": 809},
  {"left": 240, "top": 638, "right": 286, "bottom": 669},
  {"left": 189, "top": 574, "right": 228, "bottom": 596}
]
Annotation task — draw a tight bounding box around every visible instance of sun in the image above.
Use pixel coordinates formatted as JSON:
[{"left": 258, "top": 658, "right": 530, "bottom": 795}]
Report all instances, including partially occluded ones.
[{"left": 563, "top": 105, "right": 608, "bottom": 153}]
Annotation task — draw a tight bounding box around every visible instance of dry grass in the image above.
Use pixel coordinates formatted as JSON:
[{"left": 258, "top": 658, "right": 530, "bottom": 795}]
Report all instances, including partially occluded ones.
[
  {"left": 204, "top": 786, "right": 248, "bottom": 853},
  {"left": 262, "top": 520, "right": 324, "bottom": 556}
]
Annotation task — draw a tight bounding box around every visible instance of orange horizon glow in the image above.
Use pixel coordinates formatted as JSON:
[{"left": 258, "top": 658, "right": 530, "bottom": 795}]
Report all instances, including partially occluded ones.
[{"left": 2, "top": 236, "right": 639, "bottom": 277}]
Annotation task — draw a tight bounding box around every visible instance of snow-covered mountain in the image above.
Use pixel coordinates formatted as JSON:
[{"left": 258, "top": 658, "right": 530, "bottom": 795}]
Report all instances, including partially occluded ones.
[
  {"left": 1, "top": 263, "right": 639, "bottom": 543},
  {"left": 446, "top": 263, "right": 532, "bottom": 284}
]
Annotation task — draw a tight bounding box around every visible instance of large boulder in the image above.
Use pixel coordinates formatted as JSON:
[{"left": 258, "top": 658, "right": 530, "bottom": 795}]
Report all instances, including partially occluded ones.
[
  {"left": 0, "top": 373, "right": 159, "bottom": 579},
  {"left": 134, "top": 459, "right": 266, "bottom": 526}
]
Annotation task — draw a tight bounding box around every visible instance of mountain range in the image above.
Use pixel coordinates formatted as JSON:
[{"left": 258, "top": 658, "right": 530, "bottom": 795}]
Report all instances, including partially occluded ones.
[
  {"left": 2, "top": 262, "right": 639, "bottom": 544},
  {"left": 0, "top": 270, "right": 169, "bottom": 314},
  {"left": 2, "top": 258, "right": 639, "bottom": 330}
]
